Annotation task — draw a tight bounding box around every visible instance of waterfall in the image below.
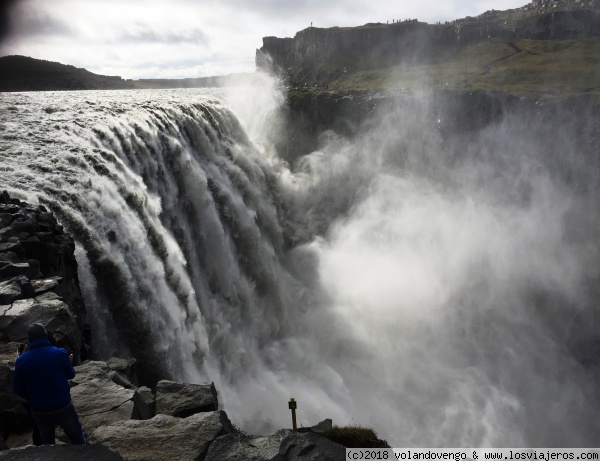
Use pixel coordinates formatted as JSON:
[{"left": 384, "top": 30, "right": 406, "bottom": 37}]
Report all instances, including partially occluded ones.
[{"left": 1, "top": 87, "right": 599, "bottom": 446}]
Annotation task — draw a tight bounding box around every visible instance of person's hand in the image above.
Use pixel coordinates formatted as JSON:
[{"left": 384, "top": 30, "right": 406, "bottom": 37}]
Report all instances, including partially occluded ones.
[{"left": 69, "top": 353, "right": 74, "bottom": 364}]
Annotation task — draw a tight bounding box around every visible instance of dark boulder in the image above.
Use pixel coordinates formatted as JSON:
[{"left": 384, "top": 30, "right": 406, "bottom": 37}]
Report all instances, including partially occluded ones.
[
  {"left": 0, "top": 215, "right": 13, "bottom": 228},
  {"left": 276, "top": 431, "right": 346, "bottom": 461}
]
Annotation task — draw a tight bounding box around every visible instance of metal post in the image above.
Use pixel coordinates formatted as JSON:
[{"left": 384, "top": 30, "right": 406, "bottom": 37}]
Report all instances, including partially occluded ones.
[{"left": 288, "top": 397, "right": 297, "bottom": 431}]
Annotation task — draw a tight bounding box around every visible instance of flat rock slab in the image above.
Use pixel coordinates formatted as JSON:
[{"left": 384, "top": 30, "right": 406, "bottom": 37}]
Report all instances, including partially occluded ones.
[
  {"left": 30, "top": 277, "right": 61, "bottom": 296},
  {"left": 0, "top": 243, "right": 23, "bottom": 258},
  {"left": 0, "top": 444, "right": 124, "bottom": 460},
  {"left": 0, "top": 262, "right": 31, "bottom": 279},
  {"left": 91, "top": 411, "right": 234, "bottom": 461},
  {"left": 205, "top": 431, "right": 288, "bottom": 461},
  {"left": 155, "top": 379, "right": 218, "bottom": 417}
]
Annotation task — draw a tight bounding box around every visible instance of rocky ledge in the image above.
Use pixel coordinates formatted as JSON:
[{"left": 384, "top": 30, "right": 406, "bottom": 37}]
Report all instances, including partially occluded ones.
[{"left": 0, "top": 191, "right": 349, "bottom": 461}]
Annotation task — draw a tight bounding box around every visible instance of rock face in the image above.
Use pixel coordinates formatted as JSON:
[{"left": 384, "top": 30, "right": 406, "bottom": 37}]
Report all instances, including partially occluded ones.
[
  {"left": 0, "top": 190, "right": 88, "bottom": 441},
  {"left": 256, "top": 0, "right": 600, "bottom": 81},
  {"left": 269, "top": 86, "right": 600, "bottom": 169},
  {"left": 0, "top": 191, "right": 87, "bottom": 354}
]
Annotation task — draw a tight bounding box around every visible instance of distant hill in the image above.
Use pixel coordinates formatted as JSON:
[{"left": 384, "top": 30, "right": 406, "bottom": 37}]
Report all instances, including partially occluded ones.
[
  {"left": 132, "top": 73, "right": 269, "bottom": 89},
  {"left": 256, "top": 0, "right": 600, "bottom": 97},
  {"left": 0, "top": 55, "right": 135, "bottom": 92},
  {"left": 0, "top": 55, "right": 265, "bottom": 92}
]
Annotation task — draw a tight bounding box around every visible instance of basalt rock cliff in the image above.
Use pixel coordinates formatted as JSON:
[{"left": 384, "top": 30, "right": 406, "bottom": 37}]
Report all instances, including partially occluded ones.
[
  {"left": 256, "top": 0, "right": 600, "bottom": 85},
  {"left": 0, "top": 190, "right": 90, "bottom": 438},
  {"left": 256, "top": 0, "right": 600, "bottom": 164}
]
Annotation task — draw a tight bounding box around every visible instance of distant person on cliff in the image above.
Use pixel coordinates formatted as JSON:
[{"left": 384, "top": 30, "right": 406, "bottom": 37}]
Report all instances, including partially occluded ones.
[{"left": 13, "top": 323, "right": 86, "bottom": 445}]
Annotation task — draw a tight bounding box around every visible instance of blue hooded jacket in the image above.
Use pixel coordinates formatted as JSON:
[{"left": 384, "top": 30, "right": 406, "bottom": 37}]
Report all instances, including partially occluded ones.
[{"left": 13, "top": 338, "right": 76, "bottom": 412}]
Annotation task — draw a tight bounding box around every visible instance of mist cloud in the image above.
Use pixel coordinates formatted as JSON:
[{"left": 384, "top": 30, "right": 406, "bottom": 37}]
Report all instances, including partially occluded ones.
[{"left": 267, "top": 92, "right": 600, "bottom": 445}]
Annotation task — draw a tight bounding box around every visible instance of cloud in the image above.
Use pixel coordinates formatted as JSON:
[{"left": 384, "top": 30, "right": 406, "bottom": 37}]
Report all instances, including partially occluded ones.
[
  {"left": 0, "top": 0, "right": 531, "bottom": 78},
  {"left": 119, "top": 27, "right": 209, "bottom": 45},
  {"left": 12, "top": 13, "right": 72, "bottom": 38},
  {"left": 0, "top": 0, "right": 21, "bottom": 45}
]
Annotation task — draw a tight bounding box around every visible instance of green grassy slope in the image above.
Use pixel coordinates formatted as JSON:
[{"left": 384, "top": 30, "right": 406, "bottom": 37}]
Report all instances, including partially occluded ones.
[{"left": 323, "top": 38, "right": 600, "bottom": 97}]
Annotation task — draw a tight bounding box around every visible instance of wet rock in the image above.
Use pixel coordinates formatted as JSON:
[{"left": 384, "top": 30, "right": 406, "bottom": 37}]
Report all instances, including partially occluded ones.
[
  {"left": 15, "top": 233, "right": 31, "bottom": 242},
  {"left": 10, "top": 215, "right": 38, "bottom": 234},
  {"left": 29, "top": 276, "right": 61, "bottom": 296},
  {"left": 91, "top": 411, "right": 234, "bottom": 461},
  {"left": 0, "top": 253, "right": 19, "bottom": 264},
  {"left": 25, "top": 260, "right": 42, "bottom": 279},
  {"left": 0, "top": 205, "right": 20, "bottom": 215},
  {"left": 0, "top": 215, "right": 13, "bottom": 228},
  {"left": 155, "top": 380, "right": 218, "bottom": 417},
  {"left": 0, "top": 229, "right": 16, "bottom": 242},
  {"left": 0, "top": 263, "right": 31, "bottom": 279}
]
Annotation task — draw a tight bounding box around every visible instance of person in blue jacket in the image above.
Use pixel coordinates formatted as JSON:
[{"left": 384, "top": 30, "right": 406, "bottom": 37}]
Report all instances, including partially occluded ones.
[{"left": 13, "top": 323, "right": 86, "bottom": 445}]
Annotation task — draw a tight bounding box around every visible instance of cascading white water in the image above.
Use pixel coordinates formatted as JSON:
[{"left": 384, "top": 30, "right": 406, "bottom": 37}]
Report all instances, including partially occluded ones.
[{"left": 1, "top": 85, "right": 599, "bottom": 446}]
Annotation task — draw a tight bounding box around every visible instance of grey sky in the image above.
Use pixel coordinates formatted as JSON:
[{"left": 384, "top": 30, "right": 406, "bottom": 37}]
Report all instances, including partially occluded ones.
[{"left": 1, "top": 0, "right": 528, "bottom": 79}]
